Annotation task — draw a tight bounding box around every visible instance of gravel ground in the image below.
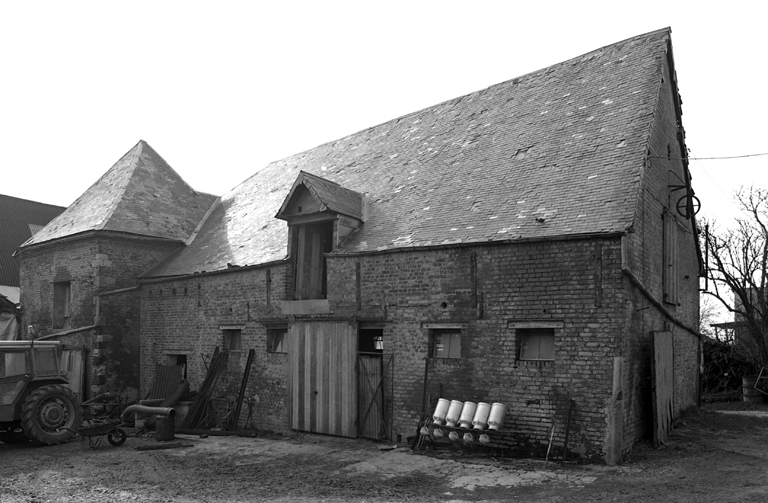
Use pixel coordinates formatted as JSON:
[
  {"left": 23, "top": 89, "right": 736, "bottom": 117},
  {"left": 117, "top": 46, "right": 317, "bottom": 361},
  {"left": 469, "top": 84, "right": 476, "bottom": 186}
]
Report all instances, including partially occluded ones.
[{"left": 3, "top": 402, "right": 768, "bottom": 502}]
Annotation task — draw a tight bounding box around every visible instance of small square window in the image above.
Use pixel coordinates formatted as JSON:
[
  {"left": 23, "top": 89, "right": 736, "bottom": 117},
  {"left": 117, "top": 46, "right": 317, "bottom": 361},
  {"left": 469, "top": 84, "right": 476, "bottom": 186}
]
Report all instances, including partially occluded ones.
[
  {"left": 432, "top": 329, "right": 461, "bottom": 359},
  {"left": 223, "top": 329, "right": 242, "bottom": 351},
  {"left": 518, "top": 328, "right": 555, "bottom": 361},
  {"left": 267, "top": 329, "right": 287, "bottom": 353}
]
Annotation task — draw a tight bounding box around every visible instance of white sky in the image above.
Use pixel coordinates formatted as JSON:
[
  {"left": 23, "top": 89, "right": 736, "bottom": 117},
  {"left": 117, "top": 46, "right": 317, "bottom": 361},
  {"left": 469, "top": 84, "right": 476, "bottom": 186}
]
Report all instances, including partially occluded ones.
[{"left": 2, "top": 0, "right": 766, "bottom": 228}]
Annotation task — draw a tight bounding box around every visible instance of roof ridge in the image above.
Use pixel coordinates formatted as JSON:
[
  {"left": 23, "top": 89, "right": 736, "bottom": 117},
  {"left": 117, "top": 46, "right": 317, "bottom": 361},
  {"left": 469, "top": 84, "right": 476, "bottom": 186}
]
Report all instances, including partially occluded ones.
[{"left": 96, "top": 140, "right": 143, "bottom": 231}]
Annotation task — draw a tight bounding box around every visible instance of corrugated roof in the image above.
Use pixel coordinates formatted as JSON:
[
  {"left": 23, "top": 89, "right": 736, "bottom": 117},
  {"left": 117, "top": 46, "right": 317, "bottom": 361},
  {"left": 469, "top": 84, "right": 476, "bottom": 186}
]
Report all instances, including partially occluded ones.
[
  {"left": 147, "top": 28, "right": 673, "bottom": 278},
  {"left": 22, "top": 141, "right": 218, "bottom": 248},
  {"left": 0, "top": 194, "right": 65, "bottom": 287}
]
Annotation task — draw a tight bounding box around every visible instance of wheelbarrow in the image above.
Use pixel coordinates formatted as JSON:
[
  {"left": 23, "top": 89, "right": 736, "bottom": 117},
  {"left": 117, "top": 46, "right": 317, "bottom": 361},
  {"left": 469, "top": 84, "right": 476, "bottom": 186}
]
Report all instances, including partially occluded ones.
[{"left": 75, "top": 419, "right": 127, "bottom": 449}]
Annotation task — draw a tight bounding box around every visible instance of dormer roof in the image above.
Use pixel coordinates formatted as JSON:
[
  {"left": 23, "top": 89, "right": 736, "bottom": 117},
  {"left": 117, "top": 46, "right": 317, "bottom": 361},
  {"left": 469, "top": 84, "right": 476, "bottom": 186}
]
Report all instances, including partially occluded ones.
[{"left": 276, "top": 171, "right": 364, "bottom": 221}]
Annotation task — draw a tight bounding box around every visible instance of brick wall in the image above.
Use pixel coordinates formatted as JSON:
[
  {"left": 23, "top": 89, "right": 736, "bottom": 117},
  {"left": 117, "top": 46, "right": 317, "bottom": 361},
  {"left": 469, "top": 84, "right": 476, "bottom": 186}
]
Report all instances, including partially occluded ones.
[
  {"left": 140, "top": 264, "right": 292, "bottom": 432},
  {"left": 141, "top": 239, "right": 626, "bottom": 459},
  {"left": 620, "top": 50, "right": 701, "bottom": 453},
  {"left": 326, "top": 238, "right": 626, "bottom": 460},
  {"left": 18, "top": 233, "right": 182, "bottom": 399}
]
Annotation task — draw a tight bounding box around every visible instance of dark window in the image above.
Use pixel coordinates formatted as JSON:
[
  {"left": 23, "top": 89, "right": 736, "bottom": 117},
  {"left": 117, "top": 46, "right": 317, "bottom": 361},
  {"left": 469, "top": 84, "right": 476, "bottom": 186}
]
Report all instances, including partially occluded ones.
[
  {"left": 267, "top": 329, "right": 287, "bottom": 353},
  {"left": 432, "top": 329, "right": 461, "bottom": 359},
  {"left": 0, "top": 351, "right": 30, "bottom": 378},
  {"left": 33, "top": 348, "right": 58, "bottom": 376},
  {"left": 167, "top": 354, "right": 188, "bottom": 379},
  {"left": 358, "top": 329, "right": 383, "bottom": 354},
  {"left": 223, "top": 329, "right": 242, "bottom": 351},
  {"left": 294, "top": 221, "right": 334, "bottom": 300},
  {"left": 53, "top": 281, "right": 71, "bottom": 329},
  {"left": 663, "top": 210, "right": 679, "bottom": 305},
  {"left": 518, "top": 328, "right": 555, "bottom": 361}
]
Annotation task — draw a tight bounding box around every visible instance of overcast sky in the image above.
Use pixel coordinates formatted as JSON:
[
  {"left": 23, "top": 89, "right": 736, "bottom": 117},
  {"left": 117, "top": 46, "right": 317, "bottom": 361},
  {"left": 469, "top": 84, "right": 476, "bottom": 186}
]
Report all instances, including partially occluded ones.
[{"left": 2, "top": 1, "right": 766, "bottom": 229}]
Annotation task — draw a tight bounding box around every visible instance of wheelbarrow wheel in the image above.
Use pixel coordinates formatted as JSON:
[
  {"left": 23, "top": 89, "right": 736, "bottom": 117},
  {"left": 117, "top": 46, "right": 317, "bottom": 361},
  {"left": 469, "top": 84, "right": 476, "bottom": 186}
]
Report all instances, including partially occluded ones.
[{"left": 107, "top": 428, "right": 127, "bottom": 446}]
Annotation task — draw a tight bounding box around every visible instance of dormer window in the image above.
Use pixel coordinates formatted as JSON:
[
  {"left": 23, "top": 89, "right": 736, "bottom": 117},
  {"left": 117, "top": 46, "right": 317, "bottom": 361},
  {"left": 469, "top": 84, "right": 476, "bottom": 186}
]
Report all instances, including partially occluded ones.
[
  {"left": 293, "top": 220, "right": 333, "bottom": 299},
  {"left": 276, "top": 171, "right": 367, "bottom": 303}
]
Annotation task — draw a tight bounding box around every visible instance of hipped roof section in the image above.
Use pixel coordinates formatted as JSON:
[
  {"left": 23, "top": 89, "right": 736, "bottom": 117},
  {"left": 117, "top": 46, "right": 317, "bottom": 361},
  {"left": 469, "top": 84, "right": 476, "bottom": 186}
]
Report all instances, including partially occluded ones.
[
  {"left": 22, "top": 141, "right": 218, "bottom": 248},
  {"left": 146, "top": 28, "right": 672, "bottom": 278}
]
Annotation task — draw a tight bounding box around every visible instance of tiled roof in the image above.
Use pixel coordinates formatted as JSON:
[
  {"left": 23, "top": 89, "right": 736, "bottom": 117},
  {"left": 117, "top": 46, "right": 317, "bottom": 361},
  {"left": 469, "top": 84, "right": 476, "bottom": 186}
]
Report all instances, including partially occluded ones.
[
  {"left": 0, "top": 194, "right": 65, "bottom": 287},
  {"left": 22, "top": 141, "right": 218, "bottom": 248},
  {"left": 146, "top": 28, "right": 673, "bottom": 278}
]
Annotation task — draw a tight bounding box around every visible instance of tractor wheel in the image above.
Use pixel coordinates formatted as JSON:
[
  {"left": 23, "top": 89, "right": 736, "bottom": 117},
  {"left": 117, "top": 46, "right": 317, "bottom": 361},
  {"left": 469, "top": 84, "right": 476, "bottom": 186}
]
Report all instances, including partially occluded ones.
[
  {"left": 21, "top": 385, "right": 81, "bottom": 445},
  {"left": 107, "top": 428, "right": 127, "bottom": 446}
]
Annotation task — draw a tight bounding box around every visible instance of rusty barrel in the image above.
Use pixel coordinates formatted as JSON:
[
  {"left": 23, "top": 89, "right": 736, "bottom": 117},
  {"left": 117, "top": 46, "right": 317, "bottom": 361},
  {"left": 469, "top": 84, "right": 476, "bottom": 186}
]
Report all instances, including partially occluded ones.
[{"left": 743, "top": 376, "right": 765, "bottom": 403}]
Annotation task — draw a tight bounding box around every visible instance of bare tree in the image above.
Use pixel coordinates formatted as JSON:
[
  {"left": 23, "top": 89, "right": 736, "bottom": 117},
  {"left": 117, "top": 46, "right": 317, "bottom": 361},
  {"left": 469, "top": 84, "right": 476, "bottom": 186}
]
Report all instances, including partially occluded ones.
[
  {"left": 699, "top": 295, "right": 721, "bottom": 340},
  {"left": 705, "top": 186, "right": 768, "bottom": 367}
]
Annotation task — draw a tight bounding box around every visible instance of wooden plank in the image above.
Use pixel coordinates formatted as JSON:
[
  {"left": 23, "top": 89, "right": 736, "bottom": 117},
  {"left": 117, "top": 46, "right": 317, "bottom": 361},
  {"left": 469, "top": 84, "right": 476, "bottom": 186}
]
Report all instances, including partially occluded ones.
[
  {"left": 289, "top": 321, "right": 357, "bottom": 438},
  {"left": 358, "top": 355, "right": 384, "bottom": 439},
  {"left": 653, "top": 331, "right": 675, "bottom": 447},
  {"left": 605, "top": 356, "right": 624, "bottom": 465},
  {"left": 341, "top": 325, "right": 356, "bottom": 437}
]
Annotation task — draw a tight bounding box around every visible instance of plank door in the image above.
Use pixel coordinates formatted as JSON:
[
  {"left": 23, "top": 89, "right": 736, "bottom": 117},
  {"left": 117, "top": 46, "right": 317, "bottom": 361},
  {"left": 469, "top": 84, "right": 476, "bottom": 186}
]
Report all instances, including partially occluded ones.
[
  {"left": 652, "top": 331, "right": 674, "bottom": 447},
  {"left": 289, "top": 320, "right": 357, "bottom": 437},
  {"left": 358, "top": 354, "right": 385, "bottom": 440}
]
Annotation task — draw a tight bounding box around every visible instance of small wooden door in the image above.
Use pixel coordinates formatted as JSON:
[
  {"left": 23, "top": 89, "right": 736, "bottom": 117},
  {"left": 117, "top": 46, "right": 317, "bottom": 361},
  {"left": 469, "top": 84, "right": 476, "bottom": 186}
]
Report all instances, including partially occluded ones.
[
  {"left": 652, "top": 331, "right": 674, "bottom": 447},
  {"left": 289, "top": 320, "right": 357, "bottom": 437},
  {"left": 357, "top": 353, "right": 393, "bottom": 440}
]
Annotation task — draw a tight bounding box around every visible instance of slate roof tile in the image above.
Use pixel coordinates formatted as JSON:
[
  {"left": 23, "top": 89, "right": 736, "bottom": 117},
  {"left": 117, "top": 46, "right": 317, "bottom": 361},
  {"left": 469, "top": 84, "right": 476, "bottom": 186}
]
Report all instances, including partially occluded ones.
[
  {"left": 0, "top": 195, "right": 65, "bottom": 287},
  {"left": 23, "top": 141, "right": 218, "bottom": 248},
  {"left": 146, "top": 28, "right": 673, "bottom": 277}
]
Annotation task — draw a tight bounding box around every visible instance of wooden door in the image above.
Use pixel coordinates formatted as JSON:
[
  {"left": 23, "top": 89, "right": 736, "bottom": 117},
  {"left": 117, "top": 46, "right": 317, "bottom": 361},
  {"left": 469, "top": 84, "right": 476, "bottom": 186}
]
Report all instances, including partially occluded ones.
[
  {"left": 289, "top": 320, "right": 357, "bottom": 437},
  {"left": 652, "top": 331, "right": 674, "bottom": 447},
  {"left": 358, "top": 354, "right": 387, "bottom": 440}
]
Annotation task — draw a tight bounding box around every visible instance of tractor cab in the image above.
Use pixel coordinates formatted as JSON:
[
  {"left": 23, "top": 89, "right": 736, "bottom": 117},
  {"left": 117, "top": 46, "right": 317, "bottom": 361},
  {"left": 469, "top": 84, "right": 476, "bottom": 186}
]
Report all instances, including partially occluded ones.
[{"left": 0, "top": 341, "right": 80, "bottom": 444}]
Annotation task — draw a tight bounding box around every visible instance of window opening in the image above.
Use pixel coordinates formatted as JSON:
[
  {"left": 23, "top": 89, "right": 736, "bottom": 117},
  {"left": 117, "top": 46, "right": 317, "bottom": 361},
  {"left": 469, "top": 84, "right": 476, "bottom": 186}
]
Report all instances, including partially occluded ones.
[
  {"left": 432, "top": 329, "right": 461, "bottom": 359},
  {"left": 294, "top": 220, "right": 334, "bottom": 300},
  {"left": 167, "top": 354, "right": 188, "bottom": 379},
  {"left": 1, "top": 351, "right": 30, "bottom": 378},
  {"left": 223, "top": 329, "right": 242, "bottom": 351},
  {"left": 267, "top": 328, "right": 287, "bottom": 353},
  {"left": 358, "top": 329, "right": 383, "bottom": 354},
  {"left": 53, "top": 281, "right": 71, "bottom": 329},
  {"left": 518, "top": 328, "right": 555, "bottom": 361},
  {"left": 663, "top": 210, "right": 679, "bottom": 304},
  {"left": 33, "top": 348, "right": 58, "bottom": 376}
]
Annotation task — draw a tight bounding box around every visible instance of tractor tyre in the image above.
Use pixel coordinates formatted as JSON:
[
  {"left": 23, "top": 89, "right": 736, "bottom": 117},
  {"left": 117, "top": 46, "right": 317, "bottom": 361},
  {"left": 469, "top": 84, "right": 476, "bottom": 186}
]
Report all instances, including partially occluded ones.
[{"left": 21, "top": 385, "right": 81, "bottom": 445}]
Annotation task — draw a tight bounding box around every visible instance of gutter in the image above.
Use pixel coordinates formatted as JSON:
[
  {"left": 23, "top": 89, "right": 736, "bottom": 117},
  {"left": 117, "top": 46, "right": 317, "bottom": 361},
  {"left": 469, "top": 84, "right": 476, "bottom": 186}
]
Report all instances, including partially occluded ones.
[{"left": 328, "top": 231, "right": 628, "bottom": 258}]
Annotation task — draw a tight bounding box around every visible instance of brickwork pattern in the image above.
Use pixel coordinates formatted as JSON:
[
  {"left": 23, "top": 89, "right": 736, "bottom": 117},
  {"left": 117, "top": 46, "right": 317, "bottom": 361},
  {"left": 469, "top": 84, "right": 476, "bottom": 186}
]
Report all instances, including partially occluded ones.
[
  {"left": 620, "top": 53, "right": 701, "bottom": 453},
  {"left": 140, "top": 264, "right": 291, "bottom": 432}
]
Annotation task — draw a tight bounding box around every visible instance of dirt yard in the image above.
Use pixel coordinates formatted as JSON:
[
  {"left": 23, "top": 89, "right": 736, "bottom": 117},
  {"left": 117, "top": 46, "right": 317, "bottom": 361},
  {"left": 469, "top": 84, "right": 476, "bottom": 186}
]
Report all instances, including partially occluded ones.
[{"left": 2, "top": 403, "right": 768, "bottom": 502}]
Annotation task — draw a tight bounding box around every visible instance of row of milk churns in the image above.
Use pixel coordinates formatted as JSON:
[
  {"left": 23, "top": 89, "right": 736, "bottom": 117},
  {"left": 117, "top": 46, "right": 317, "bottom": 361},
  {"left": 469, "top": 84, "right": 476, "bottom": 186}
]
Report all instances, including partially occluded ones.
[{"left": 432, "top": 399, "right": 507, "bottom": 430}]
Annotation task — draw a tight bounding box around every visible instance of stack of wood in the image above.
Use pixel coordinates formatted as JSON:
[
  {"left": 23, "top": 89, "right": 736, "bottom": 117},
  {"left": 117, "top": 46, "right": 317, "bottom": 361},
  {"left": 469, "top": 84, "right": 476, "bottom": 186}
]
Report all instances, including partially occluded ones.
[{"left": 180, "top": 348, "right": 228, "bottom": 429}]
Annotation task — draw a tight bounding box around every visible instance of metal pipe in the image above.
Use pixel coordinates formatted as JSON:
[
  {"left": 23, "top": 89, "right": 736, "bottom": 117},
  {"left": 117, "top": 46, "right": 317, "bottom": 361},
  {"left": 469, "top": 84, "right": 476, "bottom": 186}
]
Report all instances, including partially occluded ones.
[{"left": 121, "top": 404, "right": 175, "bottom": 422}]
